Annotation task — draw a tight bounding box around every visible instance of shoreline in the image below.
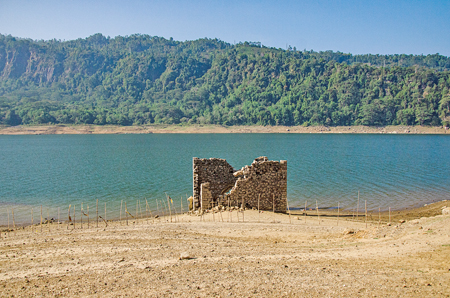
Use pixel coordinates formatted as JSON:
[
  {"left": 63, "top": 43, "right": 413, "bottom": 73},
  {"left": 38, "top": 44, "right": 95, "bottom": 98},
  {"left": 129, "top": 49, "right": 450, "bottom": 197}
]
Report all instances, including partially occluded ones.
[
  {"left": 1, "top": 200, "right": 449, "bottom": 297},
  {"left": 1, "top": 124, "right": 449, "bottom": 135},
  {"left": 2, "top": 199, "right": 447, "bottom": 230}
]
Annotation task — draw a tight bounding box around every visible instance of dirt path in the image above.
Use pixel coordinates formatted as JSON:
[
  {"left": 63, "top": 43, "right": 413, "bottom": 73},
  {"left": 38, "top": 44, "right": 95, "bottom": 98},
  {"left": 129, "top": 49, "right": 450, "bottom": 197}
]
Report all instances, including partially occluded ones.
[{"left": 1, "top": 202, "right": 449, "bottom": 297}]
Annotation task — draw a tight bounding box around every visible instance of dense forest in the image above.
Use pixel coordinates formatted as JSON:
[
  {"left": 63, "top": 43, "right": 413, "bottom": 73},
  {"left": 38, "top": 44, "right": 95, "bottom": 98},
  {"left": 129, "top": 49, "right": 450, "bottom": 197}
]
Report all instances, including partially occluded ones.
[{"left": 1, "top": 33, "right": 450, "bottom": 127}]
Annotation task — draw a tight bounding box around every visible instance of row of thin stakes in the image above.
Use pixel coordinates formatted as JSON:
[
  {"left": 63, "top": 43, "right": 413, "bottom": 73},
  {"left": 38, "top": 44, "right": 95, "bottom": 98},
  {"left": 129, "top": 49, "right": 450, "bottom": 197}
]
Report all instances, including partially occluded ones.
[
  {"left": 3, "top": 194, "right": 187, "bottom": 235},
  {"left": 3, "top": 192, "right": 393, "bottom": 234}
]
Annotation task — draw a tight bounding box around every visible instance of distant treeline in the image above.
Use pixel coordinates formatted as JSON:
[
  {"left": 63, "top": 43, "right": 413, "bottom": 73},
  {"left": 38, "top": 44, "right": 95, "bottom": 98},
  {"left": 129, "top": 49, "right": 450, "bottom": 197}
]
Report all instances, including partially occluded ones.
[{"left": 1, "top": 33, "right": 450, "bottom": 127}]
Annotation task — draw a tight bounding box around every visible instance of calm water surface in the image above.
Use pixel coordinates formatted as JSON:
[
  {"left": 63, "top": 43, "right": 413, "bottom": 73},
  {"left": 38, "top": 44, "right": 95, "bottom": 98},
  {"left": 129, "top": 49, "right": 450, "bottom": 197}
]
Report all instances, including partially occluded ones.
[{"left": 1, "top": 133, "right": 449, "bottom": 225}]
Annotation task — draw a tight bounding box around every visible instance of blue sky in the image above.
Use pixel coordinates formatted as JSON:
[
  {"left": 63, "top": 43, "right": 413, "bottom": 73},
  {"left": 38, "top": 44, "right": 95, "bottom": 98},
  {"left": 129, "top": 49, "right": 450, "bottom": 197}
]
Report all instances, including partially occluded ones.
[{"left": 1, "top": 0, "right": 449, "bottom": 56}]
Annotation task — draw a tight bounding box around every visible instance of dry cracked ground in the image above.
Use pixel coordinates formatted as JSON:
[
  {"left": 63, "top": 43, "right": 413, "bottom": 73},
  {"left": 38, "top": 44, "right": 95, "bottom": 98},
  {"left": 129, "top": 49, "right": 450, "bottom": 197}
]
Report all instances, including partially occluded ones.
[{"left": 1, "top": 204, "right": 450, "bottom": 297}]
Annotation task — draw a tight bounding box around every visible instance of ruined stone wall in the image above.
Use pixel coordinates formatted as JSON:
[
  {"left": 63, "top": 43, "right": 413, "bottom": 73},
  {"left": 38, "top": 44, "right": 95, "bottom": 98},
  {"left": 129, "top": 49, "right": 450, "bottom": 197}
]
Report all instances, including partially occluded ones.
[
  {"left": 193, "top": 156, "right": 287, "bottom": 213},
  {"left": 193, "top": 158, "right": 236, "bottom": 210},
  {"left": 223, "top": 159, "right": 287, "bottom": 212}
]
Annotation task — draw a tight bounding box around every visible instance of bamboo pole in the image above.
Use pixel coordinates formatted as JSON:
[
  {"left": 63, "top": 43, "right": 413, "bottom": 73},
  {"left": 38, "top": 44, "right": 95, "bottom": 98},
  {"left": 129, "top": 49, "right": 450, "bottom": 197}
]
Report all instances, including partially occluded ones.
[
  {"left": 47, "top": 208, "right": 50, "bottom": 232},
  {"left": 31, "top": 208, "right": 34, "bottom": 233},
  {"left": 120, "top": 200, "right": 123, "bottom": 225},
  {"left": 58, "top": 207, "right": 60, "bottom": 229},
  {"left": 316, "top": 200, "right": 319, "bottom": 225},
  {"left": 73, "top": 205, "right": 76, "bottom": 230},
  {"left": 356, "top": 191, "right": 360, "bottom": 221},
  {"left": 105, "top": 202, "right": 107, "bottom": 225},
  {"left": 87, "top": 205, "right": 89, "bottom": 229},
  {"left": 7, "top": 208, "right": 10, "bottom": 233},
  {"left": 96, "top": 199, "right": 99, "bottom": 228},
  {"left": 81, "top": 203, "right": 83, "bottom": 229},
  {"left": 258, "top": 194, "right": 260, "bottom": 223}
]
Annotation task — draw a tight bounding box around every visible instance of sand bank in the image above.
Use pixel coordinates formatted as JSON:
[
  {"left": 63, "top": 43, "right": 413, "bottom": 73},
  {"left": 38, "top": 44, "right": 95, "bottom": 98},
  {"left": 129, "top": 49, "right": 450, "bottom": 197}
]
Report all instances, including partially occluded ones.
[
  {"left": 1, "top": 200, "right": 449, "bottom": 297},
  {"left": 0, "top": 124, "right": 449, "bottom": 135}
]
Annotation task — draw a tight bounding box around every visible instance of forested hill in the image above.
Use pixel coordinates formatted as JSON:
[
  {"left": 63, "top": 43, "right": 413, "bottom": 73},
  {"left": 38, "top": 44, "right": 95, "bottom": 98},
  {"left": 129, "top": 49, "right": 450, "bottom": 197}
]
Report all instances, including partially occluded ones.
[{"left": 1, "top": 33, "right": 450, "bottom": 127}]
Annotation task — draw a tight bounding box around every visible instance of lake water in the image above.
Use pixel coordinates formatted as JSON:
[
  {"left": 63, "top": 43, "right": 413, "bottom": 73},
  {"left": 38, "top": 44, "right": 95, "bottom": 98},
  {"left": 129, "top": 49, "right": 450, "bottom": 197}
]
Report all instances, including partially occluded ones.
[{"left": 1, "top": 133, "right": 449, "bottom": 225}]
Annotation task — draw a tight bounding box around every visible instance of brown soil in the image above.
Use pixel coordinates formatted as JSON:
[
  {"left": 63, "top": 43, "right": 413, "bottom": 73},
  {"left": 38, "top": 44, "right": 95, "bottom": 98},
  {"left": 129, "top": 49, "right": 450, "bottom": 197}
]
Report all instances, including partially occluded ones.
[
  {"left": 1, "top": 124, "right": 449, "bottom": 135},
  {"left": 1, "top": 201, "right": 449, "bottom": 297}
]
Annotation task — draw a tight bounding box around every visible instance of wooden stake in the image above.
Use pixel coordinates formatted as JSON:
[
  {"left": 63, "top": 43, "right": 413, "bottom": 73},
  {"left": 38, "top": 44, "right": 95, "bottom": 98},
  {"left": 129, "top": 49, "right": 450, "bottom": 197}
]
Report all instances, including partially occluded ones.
[
  {"left": 105, "top": 202, "right": 107, "bottom": 225},
  {"left": 162, "top": 199, "right": 167, "bottom": 218},
  {"left": 12, "top": 208, "right": 15, "bottom": 233},
  {"left": 73, "top": 205, "right": 76, "bottom": 230},
  {"left": 81, "top": 203, "right": 83, "bottom": 229},
  {"left": 145, "top": 199, "right": 149, "bottom": 224},
  {"left": 156, "top": 199, "right": 160, "bottom": 217},
  {"left": 304, "top": 201, "right": 307, "bottom": 223},
  {"left": 171, "top": 199, "right": 177, "bottom": 223},
  {"left": 136, "top": 200, "right": 139, "bottom": 225},
  {"left": 242, "top": 198, "right": 245, "bottom": 222},
  {"left": 356, "top": 191, "right": 360, "bottom": 221},
  {"left": 146, "top": 199, "right": 154, "bottom": 224},
  {"left": 96, "top": 199, "right": 99, "bottom": 228},
  {"left": 228, "top": 196, "right": 231, "bottom": 222},
  {"left": 120, "top": 200, "right": 123, "bottom": 225},
  {"left": 337, "top": 202, "right": 340, "bottom": 226},
  {"left": 365, "top": 200, "right": 367, "bottom": 228},
  {"left": 389, "top": 207, "right": 391, "bottom": 223},
  {"left": 378, "top": 207, "right": 381, "bottom": 227},
  {"left": 166, "top": 195, "right": 172, "bottom": 223},
  {"left": 87, "top": 205, "right": 89, "bottom": 229},
  {"left": 316, "top": 200, "right": 320, "bottom": 225},
  {"left": 40, "top": 205, "right": 43, "bottom": 233},
  {"left": 47, "top": 208, "right": 50, "bottom": 232},
  {"left": 258, "top": 194, "right": 260, "bottom": 223},
  {"left": 125, "top": 202, "right": 128, "bottom": 225},
  {"left": 67, "top": 205, "right": 71, "bottom": 230},
  {"left": 180, "top": 196, "right": 184, "bottom": 215},
  {"left": 7, "top": 208, "right": 10, "bottom": 232},
  {"left": 273, "top": 194, "right": 275, "bottom": 223},
  {"left": 31, "top": 208, "right": 34, "bottom": 233},
  {"left": 287, "top": 197, "right": 291, "bottom": 224},
  {"left": 58, "top": 207, "right": 60, "bottom": 229}
]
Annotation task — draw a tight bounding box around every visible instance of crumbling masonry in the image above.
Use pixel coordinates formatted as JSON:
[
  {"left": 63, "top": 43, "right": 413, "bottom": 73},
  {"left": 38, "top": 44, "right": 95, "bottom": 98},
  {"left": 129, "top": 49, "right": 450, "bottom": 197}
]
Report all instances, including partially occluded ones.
[{"left": 193, "top": 157, "right": 287, "bottom": 212}]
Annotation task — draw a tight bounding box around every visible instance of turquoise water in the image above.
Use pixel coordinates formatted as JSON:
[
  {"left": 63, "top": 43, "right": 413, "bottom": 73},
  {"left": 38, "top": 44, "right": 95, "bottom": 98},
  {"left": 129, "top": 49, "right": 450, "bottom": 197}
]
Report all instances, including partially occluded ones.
[{"left": 1, "top": 133, "right": 449, "bottom": 225}]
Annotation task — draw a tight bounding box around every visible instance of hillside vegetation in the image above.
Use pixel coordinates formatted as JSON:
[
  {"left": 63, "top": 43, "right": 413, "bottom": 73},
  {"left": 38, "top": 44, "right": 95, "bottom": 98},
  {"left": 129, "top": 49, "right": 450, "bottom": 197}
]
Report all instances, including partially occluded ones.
[{"left": 1, "top": 33, "right": 450, "bottom": 127}]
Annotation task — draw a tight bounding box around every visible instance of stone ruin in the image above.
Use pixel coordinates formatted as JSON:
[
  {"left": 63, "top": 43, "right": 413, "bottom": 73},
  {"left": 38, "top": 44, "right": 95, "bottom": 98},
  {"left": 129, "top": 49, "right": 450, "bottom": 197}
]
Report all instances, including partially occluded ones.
[{"left": 192, "top": 156, "right": 287, "bottom": 213}]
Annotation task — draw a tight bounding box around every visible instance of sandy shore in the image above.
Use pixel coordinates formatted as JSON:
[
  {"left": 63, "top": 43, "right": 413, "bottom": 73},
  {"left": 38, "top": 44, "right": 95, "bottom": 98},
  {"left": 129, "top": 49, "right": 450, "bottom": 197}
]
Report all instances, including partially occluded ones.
[
  {"left": 0, "top": 124, "right": 449, "bottom": 135},
  {"left": 1, "top": 200, "right": 449, "bottom": 297}
]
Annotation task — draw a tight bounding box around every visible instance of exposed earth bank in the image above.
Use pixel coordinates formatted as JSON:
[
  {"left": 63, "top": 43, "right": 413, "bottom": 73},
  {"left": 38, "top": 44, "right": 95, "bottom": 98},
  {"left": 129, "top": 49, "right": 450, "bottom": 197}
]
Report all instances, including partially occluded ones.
[{"left": 0, "top": 124, "right": 449, "bottom": 135}]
